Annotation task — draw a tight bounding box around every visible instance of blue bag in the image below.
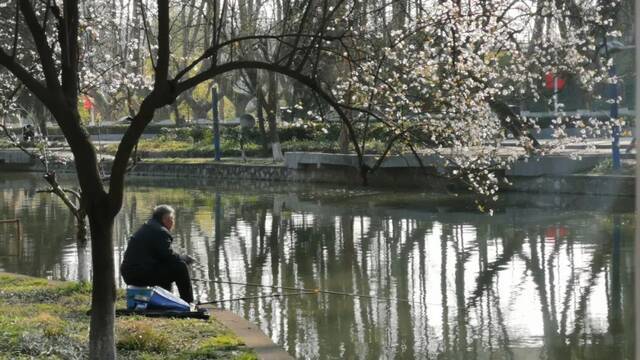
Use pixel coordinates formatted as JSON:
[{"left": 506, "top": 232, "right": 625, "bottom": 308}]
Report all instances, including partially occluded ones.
[
  {"left": 126, "top": 286, "right": 154, "bottom": 310},
  {"left": 148, "top": 286, "right": 190, "bottom": 311},
  {"left": 126, "top": 286, "right": 190, "bottom": 312}
]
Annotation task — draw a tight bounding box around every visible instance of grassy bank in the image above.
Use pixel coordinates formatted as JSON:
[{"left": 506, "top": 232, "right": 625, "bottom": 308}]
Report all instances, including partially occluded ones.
[{"left": 0, "top": 273, "right": 255, "bottom": 359}]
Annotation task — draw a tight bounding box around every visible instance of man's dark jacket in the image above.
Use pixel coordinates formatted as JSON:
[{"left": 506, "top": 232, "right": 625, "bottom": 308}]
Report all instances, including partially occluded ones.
[{"left": 120, "top": 218, "right": 186, "bottom": 279}]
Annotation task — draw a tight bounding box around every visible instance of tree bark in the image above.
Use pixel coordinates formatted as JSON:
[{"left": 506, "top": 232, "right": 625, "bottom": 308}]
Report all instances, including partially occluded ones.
[
  {"left": 77, "top": 214, "right": 88, "bottom": 245},
  {"left": 256, "top": 87, "right": 269, "bottom": 155},
  {"left": 173, "top": 101, "right": 186, "bottom": 126},
  {"left": 266, "top": 71, "right": 283, "bottom": 161},
  {"left": 88, "top": 204, "right": 117, "bottom": 359},
  {"left": 338, "top": 123, "right": 350, "bottom": 153},
  {"left": 77, "top": 241, "right": 90, "bottom": 282}
]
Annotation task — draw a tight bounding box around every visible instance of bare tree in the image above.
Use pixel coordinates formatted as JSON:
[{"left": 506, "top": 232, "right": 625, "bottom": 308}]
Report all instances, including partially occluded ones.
[{"left": 0, "top": 0, "right": 359, "bottom": 356}]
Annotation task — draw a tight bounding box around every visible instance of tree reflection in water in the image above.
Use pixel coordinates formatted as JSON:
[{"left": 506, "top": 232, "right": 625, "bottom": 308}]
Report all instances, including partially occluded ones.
[{"left": 0, "top": 174, "right": 634, "bottom": 359}]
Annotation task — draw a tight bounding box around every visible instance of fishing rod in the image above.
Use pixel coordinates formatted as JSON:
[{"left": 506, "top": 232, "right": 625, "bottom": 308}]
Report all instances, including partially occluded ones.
[
  {"left": 197, "top": 291, "right": 316, "bottom": 305},
  {"left": 192, "top": 278, "right": 423, "bottom": 305}
]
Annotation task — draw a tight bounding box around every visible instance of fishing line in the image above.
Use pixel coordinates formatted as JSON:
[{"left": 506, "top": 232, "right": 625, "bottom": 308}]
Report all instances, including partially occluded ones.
[
  {"left": 192, "top": 278, "right": 425, "bottom": 305},
  {"left": 197, "top": 291, "right": 316, "bottom": 305}
]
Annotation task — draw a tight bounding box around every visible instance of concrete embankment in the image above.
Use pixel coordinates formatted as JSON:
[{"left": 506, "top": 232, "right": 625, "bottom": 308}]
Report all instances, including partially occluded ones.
[{"left": 0, "top": 149, "right": 634, "bottom": 196}]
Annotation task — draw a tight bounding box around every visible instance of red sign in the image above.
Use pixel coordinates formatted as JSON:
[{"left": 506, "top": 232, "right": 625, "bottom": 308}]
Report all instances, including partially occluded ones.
[
  {"left": 83, "top": 96, "right": 94, "bottom": 111},
  {"left": 545, "top": 73, "right": 565, "bottom": 91}
]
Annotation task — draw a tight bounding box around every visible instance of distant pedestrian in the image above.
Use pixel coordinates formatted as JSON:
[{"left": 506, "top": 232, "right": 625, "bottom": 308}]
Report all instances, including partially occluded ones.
[{"left": 22, "top": 124, "right": 34, "bottom": 142}]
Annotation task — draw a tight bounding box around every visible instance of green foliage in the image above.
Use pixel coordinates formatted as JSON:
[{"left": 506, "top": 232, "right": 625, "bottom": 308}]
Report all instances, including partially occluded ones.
[
  {"left": 55, "top": 280, "right": 92, "bottom": 296},
  {"left": 588, "top": 158, "right": 635, "bottom": 176},
  {"left": 191, "top": 81, "right": 212, "bottom": 103},
  {"left": 222, "top": 97, "right": 236, "bottom": 120},
  {"left": 591, "top": 158, "right": 613, "bottom": 174},
  {"left": 190, "top": 126, "right": 212, "bottom": 143},
  {"left": 97, "top": 118, "right": 402, "bottom": 159},
  {"left": 158, "top": 126, "right": 209, "bottom": 142},
  {"left": 175, "top": 127, "right": 194, "bottom": 142},
  {"left": 154, "top": 121, "right": 343, "bottom": 145},
  {"left": 0, "top": 137, "right": 12, "bottom": 148},
  {"left": 209, "top": 334, "right": 245, "bottom": 349}
]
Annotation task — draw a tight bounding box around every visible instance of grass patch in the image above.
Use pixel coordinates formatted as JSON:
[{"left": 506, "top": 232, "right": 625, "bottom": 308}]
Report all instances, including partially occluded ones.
[
  {"left": 188, "top": 335, "right": 246, "bottom": 358},
  {"left": 200, "top": 334, "right": 245, "bottom": 351},
  {"left": 117, "top": 320, "right": 170, "bottom": 353},
  {"left": 32, "top": 313, "right": 65, "bottom": 337},
  {"left": 0, "top": 272, "right": 254, "bottom": 359}
]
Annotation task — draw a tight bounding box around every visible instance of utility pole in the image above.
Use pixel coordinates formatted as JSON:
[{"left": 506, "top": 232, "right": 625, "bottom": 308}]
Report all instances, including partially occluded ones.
[
  {"left": 602, "top": 39, "right": 635, "bottom": 170},
  {"left": 609, "top": 64, "right": 621, "bottom": 170}
]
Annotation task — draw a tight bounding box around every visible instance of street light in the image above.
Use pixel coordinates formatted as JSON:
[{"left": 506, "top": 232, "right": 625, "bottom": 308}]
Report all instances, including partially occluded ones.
[
  {"left": 609, "top": 64, "right": 621, "bottom": 170},
  {"left": 602, "top": 39, "right": 634, "bottom": 171}
]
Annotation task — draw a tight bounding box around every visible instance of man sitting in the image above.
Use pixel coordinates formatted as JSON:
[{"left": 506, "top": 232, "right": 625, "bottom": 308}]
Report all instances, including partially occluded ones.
[{"left": 120, "top": 205, "right": 195, "bottom": 303}]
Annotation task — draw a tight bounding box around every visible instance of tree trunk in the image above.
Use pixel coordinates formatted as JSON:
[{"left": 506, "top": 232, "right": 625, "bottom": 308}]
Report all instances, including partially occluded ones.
[
  {"left": 256, "top": 87, "right": 269, "bottom": 155},
  {"left": 266, "top": 71, "right": 283, "bottom": 162},
  {"left": 360, "top": 164, "right": 369, "bottom": 186},
  {"left": 77, "top": 241, "right": 90, "bottom": 282},
  {"left": 391, "top": 0, "right": 406, "bottom": 29},
  {"left": 339, "top": 123, "right": 350, "bottom": 153},
  {"left": 219, "top": 94, "right": 225, "bottom": 121},
  {"left": 173, "top": 102, "right": 185, "bottom": 126},
  {"left": 76, "top": 215, "right": 89, "bottom": 281},
  {"left": 88, "top": 208, "right": 117, "bottom": 359},
  {"left": 38, "top": 109, "right": 49, "bottom": 139},
  {"left": 77, "top": 214, "right": 88, "bottom": 244}
]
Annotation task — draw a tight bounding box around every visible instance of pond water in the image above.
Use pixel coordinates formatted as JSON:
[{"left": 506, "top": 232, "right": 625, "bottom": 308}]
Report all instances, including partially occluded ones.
[{"left": 0, "top": 173, "right": 635, "bottom": 359}]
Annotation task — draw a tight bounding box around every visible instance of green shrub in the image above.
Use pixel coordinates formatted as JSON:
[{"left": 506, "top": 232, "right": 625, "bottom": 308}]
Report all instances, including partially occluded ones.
[
  {"left": 175, "top": 127, "right": 193, "bottom": 142},
  {"left": 191, "top": 126, "right": 213, "bottom": 143}
]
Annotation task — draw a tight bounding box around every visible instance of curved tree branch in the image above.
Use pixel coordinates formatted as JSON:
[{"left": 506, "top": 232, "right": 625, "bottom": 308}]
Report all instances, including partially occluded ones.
[
  {"left": 0, "top": 49, "right": 52, "bottom": 107},
  {"left": 19, "top": 0, "right": 61, "bottom": 91}
]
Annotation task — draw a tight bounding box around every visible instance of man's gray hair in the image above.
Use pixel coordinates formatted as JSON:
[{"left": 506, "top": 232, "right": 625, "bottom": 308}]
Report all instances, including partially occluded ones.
[{"left": 152, "top": 205, "right": 175, "bottom": 222}]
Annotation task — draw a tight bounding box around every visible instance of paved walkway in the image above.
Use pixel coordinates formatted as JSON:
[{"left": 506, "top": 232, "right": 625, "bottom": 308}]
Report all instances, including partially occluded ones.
[{"left": 203, "top": 307, "right": 293, "bottom": 360}]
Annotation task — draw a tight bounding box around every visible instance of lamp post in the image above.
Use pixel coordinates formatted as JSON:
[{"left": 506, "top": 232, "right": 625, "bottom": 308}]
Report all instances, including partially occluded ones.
[
  {"left": 609, "top": 64, "right": 621, "bottom": 170},
  {"left": 602, "top": 39, "right": 634, "bottom": 170}
]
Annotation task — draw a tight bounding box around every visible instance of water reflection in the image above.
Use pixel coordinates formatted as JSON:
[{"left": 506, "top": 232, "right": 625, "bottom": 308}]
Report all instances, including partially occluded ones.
[{"left": 0, "top": 173, "right": 634, "bottom": 359}]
